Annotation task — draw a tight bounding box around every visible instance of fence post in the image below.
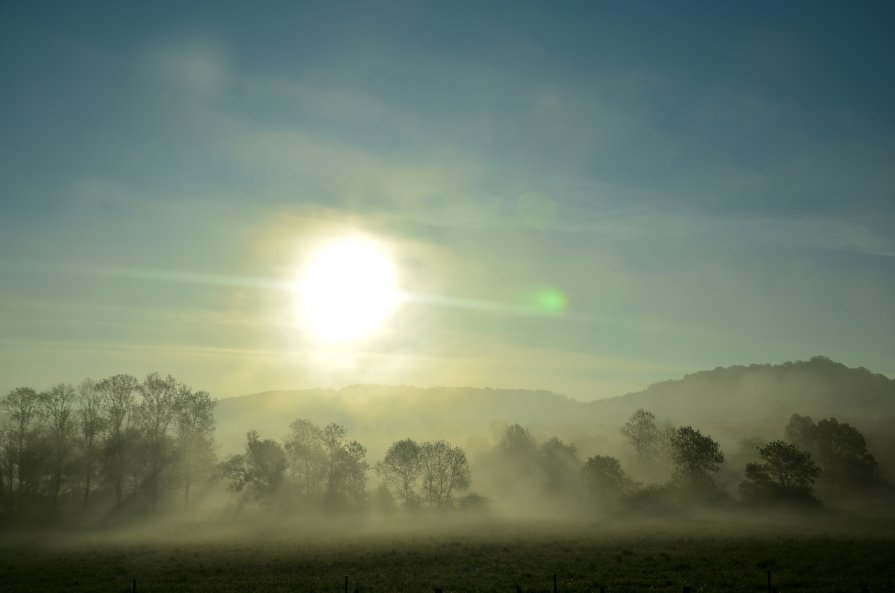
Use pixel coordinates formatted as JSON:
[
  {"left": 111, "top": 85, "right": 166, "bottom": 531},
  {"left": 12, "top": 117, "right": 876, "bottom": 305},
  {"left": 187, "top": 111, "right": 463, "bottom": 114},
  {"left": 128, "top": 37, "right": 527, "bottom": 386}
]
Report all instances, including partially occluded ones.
[
  {"left": 553, "top": 574, "right": 557, "bottom": 593},
  {"left": 132, "top": 578, "right": 136, "bottom": 593},
  {"left": 344, "top": 575, "right": 348, "bottom": 593},
  {"left": 767, "top": 570, "right": 771, "bottom": 593}
]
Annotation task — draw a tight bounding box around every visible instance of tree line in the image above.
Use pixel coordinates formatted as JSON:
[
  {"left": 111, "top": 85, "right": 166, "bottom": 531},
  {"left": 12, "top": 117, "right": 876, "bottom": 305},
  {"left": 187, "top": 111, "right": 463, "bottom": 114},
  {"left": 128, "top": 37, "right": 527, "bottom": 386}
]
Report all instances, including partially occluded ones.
[
  {"left": 1, "top": 376, "right": 887, "bottom": 522},
  {"left": 219, "top": 423, "right": 474, "bottom": 512},
  {"left": 608, "top": 408, "right": 881, "bottom": 508},
  {"left": 1, "top": 373, "right": 215, "bottom": 519},
  {"left": 471, "top": 409, "right": 884, "bottom": 515}
]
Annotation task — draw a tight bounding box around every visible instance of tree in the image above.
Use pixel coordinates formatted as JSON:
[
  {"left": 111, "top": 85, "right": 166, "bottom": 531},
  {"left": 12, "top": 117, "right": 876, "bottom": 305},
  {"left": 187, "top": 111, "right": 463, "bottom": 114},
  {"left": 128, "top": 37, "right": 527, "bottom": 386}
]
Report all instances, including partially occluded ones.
[
  {"left": 671, "top": 426, "right": 724, "bottom": 491},
  {"left": 337, "top": 439, "right": 369, "bottom": 506},
  {"left": 174, "top": 385, "right": 216, "bottom": 509},
  {"left": 582, "top": 455, "right": 637, "bottom": 503},
  {"left": 320, "top": 423, "right": 368, "bottom": 507},
  {"left": 499, "top": 424, "right": 538, "bottom": 461},
  {"left": 43, "top": 383, "right": 77, "bottom": 513},
  {"left": 785, "top": 414, "right": 878, "bottom": 489},
  {"left": 1, "top": 387, "right": 44, "bottom": 512},
  {"left": 739, "top": 440, "right": 821, "bottom": 505},
  {"left": 539, "top": 437, "right": 580, "bottom": 496},
  {"left": 376, "top": 438, "right": 423, "bottom": 507},
  {"left": 655, "top": 420, "right": 677, "bottom": 467},
  {"left": 96, "top": 374, "right": 139, "bottom": 505},
  {"left": 283, "top": 419, "right": 326, "bottom": 503},
  {"left": 220, "top": 431, "right": 287, "bottom": 506},
  {"left": 137, "top": 373, "right": 178, "bottom": 504},
  {"left": 784, "top": 414, "right": 815, "bottom": 447},
  {"left": 419, "top": 440, "right": 470, "bottom": 509},
  {"left": 620, "top": 409, "right": 658, "bottom": 461},
  {"left": 77, "top": 379, "right": 105, "bottom": 508}
]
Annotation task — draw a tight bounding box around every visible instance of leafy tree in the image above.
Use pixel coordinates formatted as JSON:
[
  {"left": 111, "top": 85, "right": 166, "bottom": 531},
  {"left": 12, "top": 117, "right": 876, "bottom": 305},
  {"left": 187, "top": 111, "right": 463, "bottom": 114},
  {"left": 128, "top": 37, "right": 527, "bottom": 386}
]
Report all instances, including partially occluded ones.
[
  {"left": 620, "top": 409, "right": 658, "bottom": 461},
  {"left": 582, "top": 455, "right": 637, "bottom": 502},
  {"left": 220, "top": 431, "right": 287, "bottom": 506},
  {"left": 739, "top": 440, "right": 821, "bottom": 505},
  {"left": 283, "top": 419, "right": 326, "bottom": 503},
  {"left": 376, "top": 438, "right": 423, "bottom": 507},
  {"left": 785, "top": 414, "right": 878, "bottom": 489},
  {"left": 499, "top": 424, "right": 538, "bottom": 461},
  {"left": 671, "top": 426, "right": 724, "bottom": 491},
  {"left": 419, "top": 440, "right": 471, "bottom": 509},
  {"left": 539, "top": 437, "right": 581, "bottom": 496},
  {"left": 784, "top": 413, "right": 815, "bottom": 447}
]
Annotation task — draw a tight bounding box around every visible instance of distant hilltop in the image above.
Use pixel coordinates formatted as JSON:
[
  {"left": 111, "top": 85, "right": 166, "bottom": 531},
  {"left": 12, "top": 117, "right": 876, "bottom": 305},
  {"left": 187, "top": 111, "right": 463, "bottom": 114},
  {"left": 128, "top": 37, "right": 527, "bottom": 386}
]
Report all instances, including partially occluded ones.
[
  {"left": 215, "top": 357, "right": 895, "bottom": 459},
  {"left": 586, "top": 355, "right": 895, "bottom": 424}
]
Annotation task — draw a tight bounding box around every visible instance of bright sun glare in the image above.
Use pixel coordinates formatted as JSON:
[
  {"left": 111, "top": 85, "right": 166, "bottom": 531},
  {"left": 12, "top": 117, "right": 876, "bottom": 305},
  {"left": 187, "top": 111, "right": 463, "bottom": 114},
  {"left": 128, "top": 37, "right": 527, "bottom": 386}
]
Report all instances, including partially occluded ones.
[{"left": 298, "top": 238, "right": 401, "bottom": 343}]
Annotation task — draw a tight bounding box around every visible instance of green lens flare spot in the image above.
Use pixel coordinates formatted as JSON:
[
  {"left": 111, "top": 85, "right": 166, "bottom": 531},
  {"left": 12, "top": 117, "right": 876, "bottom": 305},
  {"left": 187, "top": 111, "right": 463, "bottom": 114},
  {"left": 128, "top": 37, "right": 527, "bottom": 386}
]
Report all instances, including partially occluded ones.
[{"left": 535, "top": 289, "right": 568, "bottom": 316}]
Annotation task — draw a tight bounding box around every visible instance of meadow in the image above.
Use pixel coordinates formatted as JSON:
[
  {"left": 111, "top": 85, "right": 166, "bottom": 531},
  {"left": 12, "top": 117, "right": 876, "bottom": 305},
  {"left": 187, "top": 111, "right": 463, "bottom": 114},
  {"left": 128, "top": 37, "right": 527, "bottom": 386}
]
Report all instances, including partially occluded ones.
[{"left": 2, "top": 515, "right": 894, "bottom": 593}]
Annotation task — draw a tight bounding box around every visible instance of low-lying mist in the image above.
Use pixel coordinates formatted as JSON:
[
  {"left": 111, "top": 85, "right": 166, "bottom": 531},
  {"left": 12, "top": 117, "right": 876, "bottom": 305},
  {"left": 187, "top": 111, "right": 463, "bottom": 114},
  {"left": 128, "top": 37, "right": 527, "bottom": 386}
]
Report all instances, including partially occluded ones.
[{"left": 2, "top": 357, "right": 894, "bottom": 543}]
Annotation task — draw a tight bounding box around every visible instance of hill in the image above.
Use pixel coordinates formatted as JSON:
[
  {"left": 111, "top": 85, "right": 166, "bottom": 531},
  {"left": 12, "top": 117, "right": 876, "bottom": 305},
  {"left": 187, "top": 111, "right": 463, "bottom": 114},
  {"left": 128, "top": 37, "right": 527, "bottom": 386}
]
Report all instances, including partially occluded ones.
[
  {"left": 214, "top": 385, "right": 586, "bottom": 458},
  {"left": 214, "top": 357, "right": 895, "bottom": 464},
  {"left": 600, "top": 356, "right": 895, "bottom": 424}
]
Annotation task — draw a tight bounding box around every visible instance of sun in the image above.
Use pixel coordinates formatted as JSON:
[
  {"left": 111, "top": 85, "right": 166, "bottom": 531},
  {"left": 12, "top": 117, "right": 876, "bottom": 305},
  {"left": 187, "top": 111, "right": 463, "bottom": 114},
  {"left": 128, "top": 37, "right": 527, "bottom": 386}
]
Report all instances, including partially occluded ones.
[{"left": 298, "top": 238, "right": 402, "bottom": 342}]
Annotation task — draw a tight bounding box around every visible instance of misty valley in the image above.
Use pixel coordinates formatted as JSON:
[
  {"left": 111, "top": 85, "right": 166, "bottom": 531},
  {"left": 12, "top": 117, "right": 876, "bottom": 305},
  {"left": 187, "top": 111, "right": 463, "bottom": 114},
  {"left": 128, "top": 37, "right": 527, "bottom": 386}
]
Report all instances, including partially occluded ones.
[
  {"left": 2, "top": 357, "right": 894, "bottom": 591},
  {"left": 5, "top": 1, "right": 895, "bottom": 590}
]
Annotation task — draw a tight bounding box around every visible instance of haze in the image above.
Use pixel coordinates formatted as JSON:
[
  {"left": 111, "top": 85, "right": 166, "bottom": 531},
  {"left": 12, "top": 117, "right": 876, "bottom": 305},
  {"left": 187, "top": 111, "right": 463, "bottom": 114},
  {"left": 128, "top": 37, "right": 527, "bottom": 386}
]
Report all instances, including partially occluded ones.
[{"left": 2, "top": 4, "right": 895, "bottom": 591}]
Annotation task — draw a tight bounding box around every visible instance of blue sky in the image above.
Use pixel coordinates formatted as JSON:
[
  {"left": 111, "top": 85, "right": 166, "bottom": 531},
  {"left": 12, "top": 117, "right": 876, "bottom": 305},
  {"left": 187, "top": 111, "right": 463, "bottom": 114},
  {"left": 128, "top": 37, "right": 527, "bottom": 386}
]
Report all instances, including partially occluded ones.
[{"left": 1, "top": 1, "right": 893, "bottom": 399}]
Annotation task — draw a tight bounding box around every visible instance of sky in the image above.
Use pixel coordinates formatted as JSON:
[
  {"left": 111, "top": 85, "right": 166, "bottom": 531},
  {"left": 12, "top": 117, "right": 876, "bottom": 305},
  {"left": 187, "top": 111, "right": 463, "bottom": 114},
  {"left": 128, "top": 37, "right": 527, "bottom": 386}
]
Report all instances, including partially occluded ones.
[{"left": 1, "top": 1, "right": 894, "bottom": 401}]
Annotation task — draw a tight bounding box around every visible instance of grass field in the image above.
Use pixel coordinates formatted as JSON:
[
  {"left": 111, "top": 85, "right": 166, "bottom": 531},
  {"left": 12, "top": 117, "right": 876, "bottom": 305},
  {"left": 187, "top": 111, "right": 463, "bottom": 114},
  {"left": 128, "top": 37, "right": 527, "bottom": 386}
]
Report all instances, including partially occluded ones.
[{"left": 2, "top": 516, "right": 894, "bottom": 593}]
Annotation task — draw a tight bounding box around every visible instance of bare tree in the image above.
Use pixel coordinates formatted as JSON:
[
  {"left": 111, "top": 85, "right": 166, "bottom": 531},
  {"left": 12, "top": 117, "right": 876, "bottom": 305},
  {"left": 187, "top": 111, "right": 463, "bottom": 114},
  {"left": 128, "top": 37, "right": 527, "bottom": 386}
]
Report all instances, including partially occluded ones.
[
  {"left": 43, "top": 383, "right": 76, "bottom": 513},
  {"left": 376, "top": 438, "right": 422, "bottom": 507},
  {"left": 137, "top": 372, "right": 178, "bottom": 505},
  {"left": 283, "top": 419, "right": 325, "bottom": 503},
  {"left": 1, "top": 387, "right": 44, "bottom": 512},
  {"left": 96, "top": 374, "right": 139, "bottom": 505},
  {"left": 320, "top": 423, "right": 368, "bottom": 507},
  {"left": 77, "top": 379, "right": 105, "bottom": 508},
  {"left": 174, "top": 384, "right": 216, "bottom": 509},
  {"left": 419, "top": 440, "right": 470, "bottom": 509}
]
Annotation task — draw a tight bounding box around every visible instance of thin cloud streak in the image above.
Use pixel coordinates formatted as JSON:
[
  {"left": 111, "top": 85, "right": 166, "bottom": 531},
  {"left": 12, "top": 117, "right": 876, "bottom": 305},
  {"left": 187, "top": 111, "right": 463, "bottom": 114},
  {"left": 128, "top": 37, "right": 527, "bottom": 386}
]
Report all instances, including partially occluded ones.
[{"left": 0, "top": 259, "right": 721, "bottom": 344}]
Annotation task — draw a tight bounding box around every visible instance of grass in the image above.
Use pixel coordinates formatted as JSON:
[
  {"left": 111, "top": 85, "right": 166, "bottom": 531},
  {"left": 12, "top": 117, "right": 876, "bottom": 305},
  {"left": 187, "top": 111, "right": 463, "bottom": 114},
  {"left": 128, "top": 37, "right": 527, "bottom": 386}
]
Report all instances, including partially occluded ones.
[{"left": 1, "top": 516, "right": 893, "bottom": 592}]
